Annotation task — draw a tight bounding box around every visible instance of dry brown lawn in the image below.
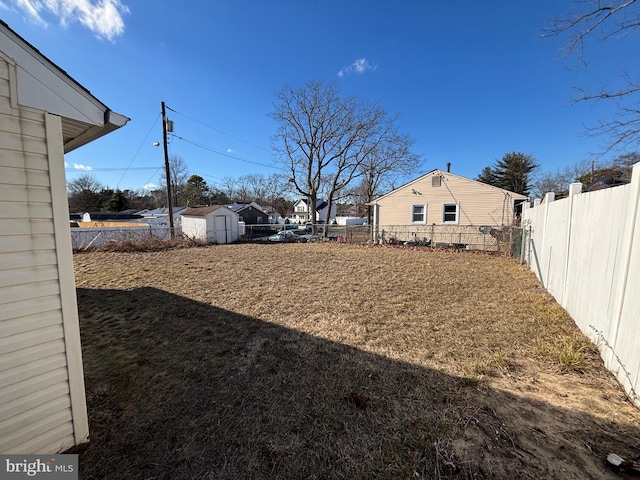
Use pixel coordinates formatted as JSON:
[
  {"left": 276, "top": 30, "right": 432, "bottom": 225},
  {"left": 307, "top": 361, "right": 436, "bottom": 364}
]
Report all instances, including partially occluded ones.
[{"left": 70, "top": 243, "right": 640, "bottom": 479}]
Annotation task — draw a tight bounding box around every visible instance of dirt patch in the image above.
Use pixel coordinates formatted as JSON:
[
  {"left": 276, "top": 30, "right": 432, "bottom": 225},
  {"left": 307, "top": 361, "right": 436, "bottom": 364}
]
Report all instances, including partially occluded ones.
[{"left": 70, "top": 243, "right": 640, "bottom": 479}]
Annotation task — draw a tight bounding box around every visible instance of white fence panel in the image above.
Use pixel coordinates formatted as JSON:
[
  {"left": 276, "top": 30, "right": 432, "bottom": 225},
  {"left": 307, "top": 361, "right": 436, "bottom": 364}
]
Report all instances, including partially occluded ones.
[{"left": 523, "top": 163, "right": 640, "bottom": 408}]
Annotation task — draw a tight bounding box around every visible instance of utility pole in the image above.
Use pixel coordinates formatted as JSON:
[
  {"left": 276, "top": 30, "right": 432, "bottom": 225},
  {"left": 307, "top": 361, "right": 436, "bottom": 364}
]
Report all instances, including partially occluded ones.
[{"left": 161, "top": 101, "right": 175, "bottom": 238}]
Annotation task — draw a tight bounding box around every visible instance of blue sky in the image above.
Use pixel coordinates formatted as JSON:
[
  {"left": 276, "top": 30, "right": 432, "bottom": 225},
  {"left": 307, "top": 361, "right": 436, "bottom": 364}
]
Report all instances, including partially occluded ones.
[{"left": 1, "top": 0, "right": 636, "bottom": 192}]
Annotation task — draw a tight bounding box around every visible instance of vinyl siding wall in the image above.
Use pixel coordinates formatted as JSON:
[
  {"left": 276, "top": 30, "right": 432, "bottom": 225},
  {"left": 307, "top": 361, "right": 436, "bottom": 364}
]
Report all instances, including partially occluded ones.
[
  {"left": 0, "top": 56, "right": 87, "bottom": 453},
  {"left": 376, "top": 171, "right": 522, "bottom": 226}
]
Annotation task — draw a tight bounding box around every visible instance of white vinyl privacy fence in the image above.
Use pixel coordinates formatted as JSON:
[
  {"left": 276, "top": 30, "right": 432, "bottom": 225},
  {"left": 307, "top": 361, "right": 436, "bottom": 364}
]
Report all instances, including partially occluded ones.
[{"left": 523, "top": 163, "right": 640, "bottom": 408}]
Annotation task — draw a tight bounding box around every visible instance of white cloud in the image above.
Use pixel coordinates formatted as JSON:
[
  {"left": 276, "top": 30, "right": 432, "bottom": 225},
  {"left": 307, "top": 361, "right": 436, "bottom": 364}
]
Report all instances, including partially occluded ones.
[
  {"left": 337, "top": 58, "right": 377, "bottom": 77},
  {"left": 142, "top": 182, "right": 157, "bottom": 190},
  {"left": 15, "top": 0, "right": 129, "bottom": 41},
  {"left": 226, "top": 148, "right": 233, "bottom": 153},
  {"left": 73, "top": 162, "right": 92, "bottom": 170},
  {"left": 64, "top": 161, "right": 69, "bottom": 167},
  {"left": 15, "top": 0, "right": 47, "bottom": 25}
]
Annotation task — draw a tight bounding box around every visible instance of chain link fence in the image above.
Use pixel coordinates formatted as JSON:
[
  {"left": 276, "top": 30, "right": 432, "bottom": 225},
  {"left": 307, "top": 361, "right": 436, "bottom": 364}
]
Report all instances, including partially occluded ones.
[
  {"left": 71, "top": 223, "right": 524, "bottom": 257},
  {"left": 71, "top": 225, "right": 180, "bottom": 250},
  {"left": 241, "top": 223, "right": 525, "bottom": 256}
]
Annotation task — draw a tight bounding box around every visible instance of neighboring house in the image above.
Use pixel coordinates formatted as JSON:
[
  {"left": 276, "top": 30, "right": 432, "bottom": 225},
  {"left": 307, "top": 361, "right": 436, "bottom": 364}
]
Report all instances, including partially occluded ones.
[
  {"left": 335, "top": 216, "right": 367, "bottom": 226},
  {"left": 371, "top": 169, "right": 527, "bottom": 228},
  {"left": 0, "top": 21, "right": 128, "bottom": 454},
  {"left": 263, "top": 206, "right": 282, "bottom": 224},
  {"left": 225, "top": 202, "right": 267, "bottom": 225},
  {"left": 81, "top": 211, "right": 143, "bottom": 222},
  {"left": 181, "top": 206, "right": 240, "bottom": 244},
  {"left": 135, "top": 206, "right": 188, "bottom": 226},
  {"left": 291, "top": 198, "right": 337, "bottom": 224}
]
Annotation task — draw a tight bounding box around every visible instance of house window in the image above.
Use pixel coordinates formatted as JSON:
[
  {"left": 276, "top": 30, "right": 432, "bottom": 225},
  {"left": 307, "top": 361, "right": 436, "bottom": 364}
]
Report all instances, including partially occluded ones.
[
  {"left": 412, "top": 204, "right": 427, "bottom": 223},
  {"left": 442, "top": 203, "right": 459, "bottom": 224},
  {"left": 296, "top": 205, "right": 305, "bottom": 212}
]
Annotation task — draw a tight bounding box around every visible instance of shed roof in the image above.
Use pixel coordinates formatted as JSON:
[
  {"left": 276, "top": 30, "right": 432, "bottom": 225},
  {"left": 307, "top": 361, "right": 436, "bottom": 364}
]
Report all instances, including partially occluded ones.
[
  {"left": 181, "top": 205, "right": 230, "bottom": 217},
  {"left": 0, "top": 20, "right": 129, "bottom": 153}
]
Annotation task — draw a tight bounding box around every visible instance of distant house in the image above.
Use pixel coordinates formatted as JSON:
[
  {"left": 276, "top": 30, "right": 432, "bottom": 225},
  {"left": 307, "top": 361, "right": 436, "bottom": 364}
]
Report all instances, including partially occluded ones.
[
  {"left": 371, "top": 169, "right": 527, "bottom": 228},
  {"left": 136, "top": 206, "right": 188, "bottom": 226},
  {"left": 291, "top": 198, "right": 337, "bottom": 224},
  {"left": 225, "top": 202, "right": 267, "bottom": 225},
  {"left": 81, "top": 211, "right": 143, "bottom": 222},
  {"left": 0, "top": 21, "right": 128, "bottom": 453},
  {"left": 263, "top": 206, "right": 282, "bottom": 224},
  {"left": 181, "top": 206, "right": 240, "bottom": 244}
]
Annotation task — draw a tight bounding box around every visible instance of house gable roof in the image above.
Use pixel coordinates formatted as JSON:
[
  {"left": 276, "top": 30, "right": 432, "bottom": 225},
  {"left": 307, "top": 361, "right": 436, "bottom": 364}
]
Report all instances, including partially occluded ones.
[
  {"left": 225, "top": 202, "right": 266, "bottom": 213},
  {"left": 372, "top": 169, "right": 528, "bottom": 202},
  {"left": 293, "top": 198, "right": 329, "bottom": 210},
  {"left": 0, "top": 20, "right": 129, "bottom": 153}
]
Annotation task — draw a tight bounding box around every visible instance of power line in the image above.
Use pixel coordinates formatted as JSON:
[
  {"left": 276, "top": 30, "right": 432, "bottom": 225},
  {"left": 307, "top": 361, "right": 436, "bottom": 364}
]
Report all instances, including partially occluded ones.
[
  {"left": 116, "top": 113, "right": 162, "bottom": 188},
  {"left": 171, "top": 134, "right": 284, "bottom": 171},
  {"left": 141, "top": 167, "right": 164, "bottom": 189},
  {"left": 168, "top": 107, "right": 271, "bottom": 154},
  {"left": 190, "top": 170, "right": 226, "bottom": 182}
]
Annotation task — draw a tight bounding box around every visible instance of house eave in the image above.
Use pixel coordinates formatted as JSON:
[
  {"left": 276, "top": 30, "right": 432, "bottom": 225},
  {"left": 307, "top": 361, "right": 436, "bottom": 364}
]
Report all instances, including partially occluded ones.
[
  {"left": 62, "top": 111, "right": 129, "bottom": 153},
  {"left": 0, "top": 20, "right": 129, "bottom": 153}
]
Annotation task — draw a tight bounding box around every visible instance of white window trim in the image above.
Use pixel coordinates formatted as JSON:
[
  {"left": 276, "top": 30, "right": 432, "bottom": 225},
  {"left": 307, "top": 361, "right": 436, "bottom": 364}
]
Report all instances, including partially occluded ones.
[
  {"left": 411, "top": 203, "right": 427, "bottom": 224},
  {"left": 442, "top": 202, "right": 460, "bottom": 224}
]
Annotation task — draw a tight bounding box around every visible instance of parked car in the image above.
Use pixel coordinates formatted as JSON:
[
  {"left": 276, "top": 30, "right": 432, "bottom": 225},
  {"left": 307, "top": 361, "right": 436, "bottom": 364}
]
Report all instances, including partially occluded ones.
[
  {"left": 268, "top": 230, "right": 320, "bottom": 243},
  {"left": 288, "top": 230, "right": 321, "bottom": 242},
  {"left": 304, "top": 222, "right": 325, "bottom": 233},
  {"left": 268, "top": 231, "right": 294, "bottom": 242}
]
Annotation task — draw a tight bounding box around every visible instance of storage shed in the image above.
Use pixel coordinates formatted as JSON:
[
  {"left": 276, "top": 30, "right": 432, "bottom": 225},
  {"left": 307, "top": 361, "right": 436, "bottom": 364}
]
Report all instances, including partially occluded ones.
[
  {"left": 181, "top": 206, "right": 240, "bottom": 244},
  {"left": 0, "top": 21, "right": 128, "bottom": 453}
]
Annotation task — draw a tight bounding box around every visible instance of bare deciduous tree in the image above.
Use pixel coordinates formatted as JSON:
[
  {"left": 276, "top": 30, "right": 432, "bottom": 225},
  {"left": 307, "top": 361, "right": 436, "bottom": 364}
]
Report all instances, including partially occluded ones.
[
  {"left": 159, "top": 154, "right": 189, "bottom": 206},
  {"left": 531, "top": 160, "right": 591, "bottom": 199},
  {"left": 355, "top": 131, "right": 421, "bottom": 222},
  {"left": 531, "top": 152, "right": 637, "bottom": 198},
  {"left": 220, "top": 176, "right": 237, "bottom": 201},
  {"left": 67, "top": 174, "right": 105, "bottom": 212},
  {"left": 270, "top": 80, "right": 419, "bottom": 234},
  {"left": 547, "top": 0, "right": 640, "bottom": 152}
]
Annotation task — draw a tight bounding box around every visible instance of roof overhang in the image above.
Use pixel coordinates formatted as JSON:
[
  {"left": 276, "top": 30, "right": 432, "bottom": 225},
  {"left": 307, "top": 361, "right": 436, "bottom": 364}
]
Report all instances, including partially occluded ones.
[
  {"left": 0, "top": 20, "right": 129, "bottom": 153},
  {"left": 62, "top": 110, "right": 129, "bottom": 153}
]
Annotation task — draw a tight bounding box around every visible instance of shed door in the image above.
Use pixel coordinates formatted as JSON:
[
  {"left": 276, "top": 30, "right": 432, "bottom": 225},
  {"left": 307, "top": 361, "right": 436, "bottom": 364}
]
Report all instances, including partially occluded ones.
[{"left": 214, "top": 215, "right": 228, "bottom": 244}]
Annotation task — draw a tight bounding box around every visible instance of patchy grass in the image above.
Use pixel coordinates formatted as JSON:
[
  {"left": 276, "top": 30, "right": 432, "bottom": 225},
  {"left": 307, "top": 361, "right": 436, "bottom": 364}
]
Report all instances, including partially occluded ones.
[
  {"left": 539, "top": 338, "right": 597, "bottom": 374},
  {"left": 70, "top": 243, "right": 640, "bottom": 479}
]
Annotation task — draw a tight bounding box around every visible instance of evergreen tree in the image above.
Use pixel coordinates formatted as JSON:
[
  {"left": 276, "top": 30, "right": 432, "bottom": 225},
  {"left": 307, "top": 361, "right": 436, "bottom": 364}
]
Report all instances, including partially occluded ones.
[
  {"left": 477, "top": 152, "right": 539, "bottom": 195},
  {"left": 184, "top": 175, "right": 210, "bottom": 206},
  {"left": 103, "top": 189, "right": 130, "bottom": 212},
  {"left": 476, "top": 166, "right": 499, "bottom": 186}
]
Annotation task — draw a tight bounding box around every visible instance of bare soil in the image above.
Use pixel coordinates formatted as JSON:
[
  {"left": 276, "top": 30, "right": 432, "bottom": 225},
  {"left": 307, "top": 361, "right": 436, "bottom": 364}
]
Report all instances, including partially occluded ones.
[{"left": 70, "top": 243, "right": 640, "bottom": 479}]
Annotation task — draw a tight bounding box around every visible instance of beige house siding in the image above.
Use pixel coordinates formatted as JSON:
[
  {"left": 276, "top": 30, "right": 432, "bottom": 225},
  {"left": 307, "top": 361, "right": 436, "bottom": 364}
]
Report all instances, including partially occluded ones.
[
  {"left": 0, "top": 56, "right": 87, "bottom": 453},
  {"left": 375, "top": 170, "right": 527, "bottom": 227}
]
